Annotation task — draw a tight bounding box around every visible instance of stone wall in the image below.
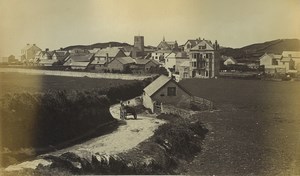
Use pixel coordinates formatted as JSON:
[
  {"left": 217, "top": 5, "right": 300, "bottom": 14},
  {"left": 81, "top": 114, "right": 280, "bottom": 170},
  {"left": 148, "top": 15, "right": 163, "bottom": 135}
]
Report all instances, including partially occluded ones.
[
  {"left": 0, "top": 68, "right": 152, "bottom": 80},
  {"left": 161, "top": 104, "right": 192, "bottom": 118}
]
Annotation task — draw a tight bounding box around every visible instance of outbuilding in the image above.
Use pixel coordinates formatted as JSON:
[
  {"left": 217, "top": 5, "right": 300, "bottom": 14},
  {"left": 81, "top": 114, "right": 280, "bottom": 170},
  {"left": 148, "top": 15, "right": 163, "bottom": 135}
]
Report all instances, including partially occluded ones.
[{"left": 142, "top": 75, "right": 192, "bottom": 113}]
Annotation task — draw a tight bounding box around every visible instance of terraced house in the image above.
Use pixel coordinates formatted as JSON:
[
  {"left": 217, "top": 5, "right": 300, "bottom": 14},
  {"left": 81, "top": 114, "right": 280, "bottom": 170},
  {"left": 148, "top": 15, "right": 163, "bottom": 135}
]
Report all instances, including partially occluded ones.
[{"left": 35, "top": 49, "right": 69, "bottom": 66}]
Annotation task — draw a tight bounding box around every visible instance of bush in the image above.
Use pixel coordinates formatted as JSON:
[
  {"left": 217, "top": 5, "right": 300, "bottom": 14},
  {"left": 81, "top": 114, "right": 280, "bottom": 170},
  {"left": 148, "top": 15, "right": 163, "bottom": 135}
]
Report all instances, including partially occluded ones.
[{"left": 153, "top": 119, "right": 208, "bottom": 159}]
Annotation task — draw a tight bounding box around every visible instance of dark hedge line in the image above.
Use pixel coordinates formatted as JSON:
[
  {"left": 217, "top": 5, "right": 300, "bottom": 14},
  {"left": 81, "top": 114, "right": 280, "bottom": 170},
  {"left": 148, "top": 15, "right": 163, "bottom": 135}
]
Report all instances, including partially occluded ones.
[
  {"left": 0, "top": 91, "right": 114, "bottom": 150},
  {"left": 0, "top": 77, "right": 155, "bottom": 150}
]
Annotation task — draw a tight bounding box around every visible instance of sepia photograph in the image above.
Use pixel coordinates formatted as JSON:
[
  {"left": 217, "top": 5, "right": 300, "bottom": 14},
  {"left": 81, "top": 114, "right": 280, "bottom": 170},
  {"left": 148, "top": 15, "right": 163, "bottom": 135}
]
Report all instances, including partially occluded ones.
[{"left": 0, "top": 0, "right": 300, "bottom": 175}]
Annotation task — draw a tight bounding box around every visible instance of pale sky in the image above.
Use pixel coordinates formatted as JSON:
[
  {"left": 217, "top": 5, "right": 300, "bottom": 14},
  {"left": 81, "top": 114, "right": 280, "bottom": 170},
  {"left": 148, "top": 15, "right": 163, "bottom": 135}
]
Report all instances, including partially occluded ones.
[{"left": 0, "top": 0, "right": 299, "bottom": 57}]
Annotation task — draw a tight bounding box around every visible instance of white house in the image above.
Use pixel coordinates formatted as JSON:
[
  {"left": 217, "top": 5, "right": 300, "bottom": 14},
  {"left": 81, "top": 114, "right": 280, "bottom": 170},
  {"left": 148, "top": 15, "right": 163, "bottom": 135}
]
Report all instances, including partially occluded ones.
[
  {"left": 223, "top": 57, "right": 237, "bottom": 65},
  {"left": 164, "top": 52, "right": 177, "bottom": 70},
  {"left": 21, "top": 44, "right": 42, "bottom": 64},
  {"left": 282, "top": 51, "right": 300, "bottom": 71},
  {"left": 150, "top": 50, "right": 172, "bottom": 64},
  {"left": 259, "top": 53, "right": 294, "bottom": 74}
]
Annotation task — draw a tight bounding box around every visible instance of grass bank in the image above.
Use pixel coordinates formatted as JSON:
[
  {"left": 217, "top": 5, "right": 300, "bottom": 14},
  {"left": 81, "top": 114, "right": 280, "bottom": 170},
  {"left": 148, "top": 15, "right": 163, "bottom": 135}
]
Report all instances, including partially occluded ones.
[{"left": 4, "top": 113, "right": 208, "bottom": 175}]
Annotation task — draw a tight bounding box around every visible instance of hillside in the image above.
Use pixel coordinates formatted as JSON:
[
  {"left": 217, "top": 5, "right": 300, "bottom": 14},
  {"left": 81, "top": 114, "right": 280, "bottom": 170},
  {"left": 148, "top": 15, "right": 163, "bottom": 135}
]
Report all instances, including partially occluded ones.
[
  {"left": 63, "top": 42, "right": 132, "bottom": 51},
  {"left": 63, "top": 42, "right": 156, "bottom": 51},
  {"left": 219, "top": 39, "right": 300, "bottom": 62}
]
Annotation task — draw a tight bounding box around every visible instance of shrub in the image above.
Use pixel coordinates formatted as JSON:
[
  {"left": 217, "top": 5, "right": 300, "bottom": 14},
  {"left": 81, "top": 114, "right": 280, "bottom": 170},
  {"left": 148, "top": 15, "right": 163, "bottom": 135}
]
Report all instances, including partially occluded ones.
[{"left": 153, "top": 119, "right": 208, "bottom": 159}]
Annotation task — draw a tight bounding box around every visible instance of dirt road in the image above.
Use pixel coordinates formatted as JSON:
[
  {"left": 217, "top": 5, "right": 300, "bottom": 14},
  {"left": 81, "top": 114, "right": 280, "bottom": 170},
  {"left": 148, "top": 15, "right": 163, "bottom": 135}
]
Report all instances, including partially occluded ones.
[{"left": 5, "top": 100, "right": 164, "bottom": 171}]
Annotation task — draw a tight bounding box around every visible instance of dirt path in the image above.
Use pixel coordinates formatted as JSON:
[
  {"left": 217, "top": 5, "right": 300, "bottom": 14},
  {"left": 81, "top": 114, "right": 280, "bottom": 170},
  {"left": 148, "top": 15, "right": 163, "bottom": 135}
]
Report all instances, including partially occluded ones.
[{"left": 5, "top": 99, "right": 165, "bottom": 172}]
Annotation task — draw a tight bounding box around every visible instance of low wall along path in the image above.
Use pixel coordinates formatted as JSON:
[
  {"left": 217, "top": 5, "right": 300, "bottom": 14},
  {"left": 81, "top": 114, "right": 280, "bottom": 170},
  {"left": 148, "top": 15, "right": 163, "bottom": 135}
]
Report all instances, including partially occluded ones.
[{"left": 0, "top": 68, "right": 153, "bottom": 80}]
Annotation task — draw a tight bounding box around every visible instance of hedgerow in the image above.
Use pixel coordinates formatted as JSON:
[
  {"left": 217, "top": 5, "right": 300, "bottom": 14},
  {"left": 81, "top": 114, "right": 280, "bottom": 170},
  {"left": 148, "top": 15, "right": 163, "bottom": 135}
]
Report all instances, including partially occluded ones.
[{"left": 0, "top": 91, "right": 113, "bottom": 150}]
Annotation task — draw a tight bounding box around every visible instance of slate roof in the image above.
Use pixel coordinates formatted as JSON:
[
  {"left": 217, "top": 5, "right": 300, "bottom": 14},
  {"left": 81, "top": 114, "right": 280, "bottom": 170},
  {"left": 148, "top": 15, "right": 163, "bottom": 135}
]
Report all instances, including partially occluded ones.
[
  {"left": 224, "top": 57, "right": 237, "bottom": 63},
  {"left": 95, "top": 47, "right": 124, "bottom": 57},
  {"left": 135, "top": 59, "right": 160, "bottom": 65},
  {"left": 115, "top": 57, "right": 136, "bottom": 65},
  {"left": 39, "top": 59, "right": 56, "bottom": 66},
  {"left": 22, "top": 44, "right": 41, "bottom": 51},
  {"left": 175, "top": 52, "right": 188, "bottom": 58},
  {"left": 88, "top": 48, "right": 101, "bottom": 54},
  {"left": 262, "top": 53, "right": 282, "bottom": 59},
  {"left": 153, "top": 50, "right": 172, "bottom": 54},
  {"left": 282, "top": 51, "right": 300, "bottom": 58},
  {"left": 144, "top": 75, "right": 171, "bottom": 96},
  {"left": 90, "top": 59, "right": 106, "bottom": 65},
  {"left": 281, "top": 58, "right": 292, "bottom": 62},
  {"left": 63, "top": 53, "right": 94, "bottom": 67},
  {"left": 144, "top": 75, "right": 191, "bottom": 97},
  {"left": 70, "top": 53, "right": 94, "bottom": 62},
  {"left": 180, "top": 61, "right": 190, "bottom": 67},
  {"left": 184, "top": 39, "right": 200, "bottom": 47},
  {"left": 53, "top": 51, "right": 69, "bottom": 61},
  {"left": 190, "top": 40, "right": 215, "bottom": 51}
]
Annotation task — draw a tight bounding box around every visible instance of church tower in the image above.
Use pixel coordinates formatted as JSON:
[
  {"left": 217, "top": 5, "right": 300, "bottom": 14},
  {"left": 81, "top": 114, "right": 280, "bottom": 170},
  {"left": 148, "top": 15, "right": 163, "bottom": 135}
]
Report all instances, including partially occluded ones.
[{"left": 134, "top": 36, "right": 144, "bottom": 52}]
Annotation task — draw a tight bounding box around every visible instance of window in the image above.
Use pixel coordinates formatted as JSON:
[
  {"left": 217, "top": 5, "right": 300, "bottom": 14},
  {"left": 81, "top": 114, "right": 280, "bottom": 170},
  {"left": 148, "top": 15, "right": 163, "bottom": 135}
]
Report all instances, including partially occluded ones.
[
  {"left": 272, "top": 59, "right": 278, "bottom": 65},
  {"left": 167, "top": 87, "right": 176, "bottom": 96},
  {"left": 184, "top": 73, "right": 188, "bottom": 78}
]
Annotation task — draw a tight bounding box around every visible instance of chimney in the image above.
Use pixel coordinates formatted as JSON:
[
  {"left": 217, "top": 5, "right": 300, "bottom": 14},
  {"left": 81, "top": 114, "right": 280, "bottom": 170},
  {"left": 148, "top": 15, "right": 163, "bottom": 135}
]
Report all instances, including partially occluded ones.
[
  {"left": 215, "top": 40, "right": 219, "bottom": 50},
  {"left": 33, "top": 44, "right": 36, "bottom": 46},
  {"left": 106, "top": 53, "right": 109, "bottom": 62},
  {"left": 45, "top": 48, "right": 49, "bottom": 51},
  {"left": 60, "top": 47, "right": 63, "bottom": 50},
  {"left": 27, "top": 43, "right": 30, "bottom": 46}
]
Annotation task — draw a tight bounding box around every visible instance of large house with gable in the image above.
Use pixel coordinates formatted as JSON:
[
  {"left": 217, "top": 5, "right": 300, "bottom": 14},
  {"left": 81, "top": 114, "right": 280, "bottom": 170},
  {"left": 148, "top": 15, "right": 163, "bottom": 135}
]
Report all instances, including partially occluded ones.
[
  {"left": 21, "top": 44, "right": 42, "bottom": 64},
  {"left": 183, "top": 38, "right": 201, "bottom": 53},
  {"left": 188, "top": 40, "right": 220, "bottom": 78}
]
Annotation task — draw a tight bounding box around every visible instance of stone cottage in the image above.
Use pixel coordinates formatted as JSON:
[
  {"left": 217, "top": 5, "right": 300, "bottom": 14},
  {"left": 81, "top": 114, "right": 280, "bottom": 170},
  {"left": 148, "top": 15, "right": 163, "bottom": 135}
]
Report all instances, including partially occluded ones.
[{"left": 143, "top": 75, "right": 192, "bottom": 113}]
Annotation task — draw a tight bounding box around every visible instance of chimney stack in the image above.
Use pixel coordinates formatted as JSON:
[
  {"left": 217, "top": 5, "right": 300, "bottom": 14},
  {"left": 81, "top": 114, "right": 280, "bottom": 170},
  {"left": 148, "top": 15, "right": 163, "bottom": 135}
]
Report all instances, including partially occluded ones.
[
  {"left": 27, "top": 43, "right": 29, "bottom": 46},
  {"left": 45, "top": 48, "right": 49, "bottom": 52},
  {"left": 33, "top": 44, "right": 36, "bottom": 46}
]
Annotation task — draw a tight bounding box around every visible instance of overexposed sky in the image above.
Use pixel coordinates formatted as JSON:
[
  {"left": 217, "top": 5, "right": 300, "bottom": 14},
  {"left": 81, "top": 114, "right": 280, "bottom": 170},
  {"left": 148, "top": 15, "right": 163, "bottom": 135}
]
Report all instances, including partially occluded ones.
[{"left": 0, "top": 0, "right": 299, "bottom": 57}]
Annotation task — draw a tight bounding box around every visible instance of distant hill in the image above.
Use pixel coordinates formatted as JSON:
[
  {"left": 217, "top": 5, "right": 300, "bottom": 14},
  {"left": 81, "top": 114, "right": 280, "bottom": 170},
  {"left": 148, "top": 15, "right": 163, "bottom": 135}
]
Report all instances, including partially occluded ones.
[
  {"left": 219, "top": 39, "right": 300, "bottom": 62},
  {"left": 63, "top": 42, "right": 156, "bottom": 51},
  {"left": 63, "top": 42, "right": 132, "bottom": 51}
]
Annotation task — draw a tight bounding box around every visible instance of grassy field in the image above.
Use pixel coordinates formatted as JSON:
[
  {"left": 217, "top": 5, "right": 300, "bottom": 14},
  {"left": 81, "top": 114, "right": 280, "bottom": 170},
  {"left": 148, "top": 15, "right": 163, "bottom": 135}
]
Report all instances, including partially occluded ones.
[
  {"left": 0, "top": 72, "right": 138, "bottom": 96},
  {"left": 179, "top": 78, "right": 300, "bottom": 175}
]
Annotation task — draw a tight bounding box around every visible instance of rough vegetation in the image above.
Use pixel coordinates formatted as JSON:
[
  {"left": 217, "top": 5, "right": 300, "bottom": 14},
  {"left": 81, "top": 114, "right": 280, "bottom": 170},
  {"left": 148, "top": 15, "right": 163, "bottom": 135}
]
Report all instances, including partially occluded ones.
[
  {"left": 2, "top": 113, "right": 208, "bottom": 175},
  {"left": 220, "top": 39, "right": 300, "bottom": 61},
  {"left": 0, "top": 73, "right": 156, "bottom": 167}
]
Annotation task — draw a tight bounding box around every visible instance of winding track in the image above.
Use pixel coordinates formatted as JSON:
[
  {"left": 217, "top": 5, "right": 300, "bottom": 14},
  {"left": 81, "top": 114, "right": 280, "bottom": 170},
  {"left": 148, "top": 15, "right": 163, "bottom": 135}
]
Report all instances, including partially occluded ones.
[{"left": 5, "top": 99, "right": 165, "bottom": 172}]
